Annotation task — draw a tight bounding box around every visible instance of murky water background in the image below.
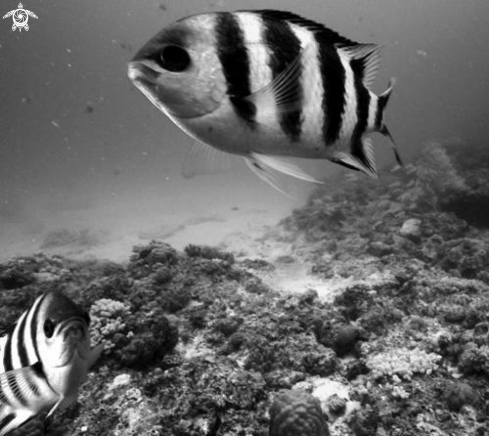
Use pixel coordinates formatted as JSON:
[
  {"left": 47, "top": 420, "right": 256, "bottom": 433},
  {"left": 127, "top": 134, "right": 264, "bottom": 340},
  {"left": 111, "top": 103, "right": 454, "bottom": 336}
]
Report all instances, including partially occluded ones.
[{"left": 0, "top": 0, "right": 487, "bottom": 261}]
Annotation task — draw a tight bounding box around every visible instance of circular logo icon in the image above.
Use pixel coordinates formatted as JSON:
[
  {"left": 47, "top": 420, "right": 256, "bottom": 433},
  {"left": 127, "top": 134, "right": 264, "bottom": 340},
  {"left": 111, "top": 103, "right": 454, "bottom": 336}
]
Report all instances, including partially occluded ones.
[
  {"left": 3, "top": 3, "right": 37, "bottom": 32},
  {"left": 13, "top": 9, "right": 28, "bottom": 27}
]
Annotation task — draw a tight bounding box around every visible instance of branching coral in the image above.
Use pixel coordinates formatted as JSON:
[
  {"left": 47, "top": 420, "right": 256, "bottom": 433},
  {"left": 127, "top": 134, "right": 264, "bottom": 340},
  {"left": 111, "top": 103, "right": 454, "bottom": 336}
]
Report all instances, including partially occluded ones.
[
  {"left": 366, "top": 347, "right": 441, "bottom": 381},
  {"left": 90, "top": 298, "right": 131, "bottom": 354}
]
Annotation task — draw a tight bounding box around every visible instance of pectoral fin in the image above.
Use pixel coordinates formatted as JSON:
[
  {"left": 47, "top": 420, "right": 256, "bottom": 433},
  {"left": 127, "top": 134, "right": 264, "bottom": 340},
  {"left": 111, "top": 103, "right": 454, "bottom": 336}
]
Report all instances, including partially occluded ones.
[
  {"left": 250, "top": 153, "right": 322, "bottom": 184},
  {"left": 239, "top": 43, "right": 317, "bottom": 129},
  {"left": 88, "top": 343, "right": 104, "bottom": 368},
  {"left": 181, "top": 141, "right": 239, "bottom": 178},
  {"left": 245, "top": 153, "right": 322, "bottom": 196},
  {"left": 243, "top": 44, "right": 308, "bottom": 114},
  {"left": 0, "top": 363, "right": 60, "bottom": 435},
  {"left": 245, "top": 156, "right": 292, "bottom": 197},
  {"left": 0, "top": 363, "right": 49, "bottom": 407}
]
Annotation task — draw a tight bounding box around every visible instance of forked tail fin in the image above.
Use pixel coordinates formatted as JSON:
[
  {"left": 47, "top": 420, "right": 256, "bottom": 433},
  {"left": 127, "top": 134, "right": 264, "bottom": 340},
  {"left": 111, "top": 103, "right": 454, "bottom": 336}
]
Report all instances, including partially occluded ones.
[{"left": 377, "top": 79, "right": 402, "bottom": 166}]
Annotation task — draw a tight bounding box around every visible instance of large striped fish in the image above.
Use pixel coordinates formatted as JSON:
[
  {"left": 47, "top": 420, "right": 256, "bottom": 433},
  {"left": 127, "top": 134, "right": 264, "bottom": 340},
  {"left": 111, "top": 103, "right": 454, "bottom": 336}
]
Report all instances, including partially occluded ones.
[
  {"left": 128, "top": 9, "right": 401, "bottom": 193},
  {"left": 0, "top": 291, "right": 102, "bottom": 436}
]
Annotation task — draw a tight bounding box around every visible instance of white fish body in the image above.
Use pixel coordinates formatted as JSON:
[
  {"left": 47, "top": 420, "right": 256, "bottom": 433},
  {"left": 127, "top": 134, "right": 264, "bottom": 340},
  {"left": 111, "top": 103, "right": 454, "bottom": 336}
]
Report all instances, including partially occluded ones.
[
  {"left": 128, "top": 10, "right": 400, "bottom": 192},
  {"left": 0, "top": 292, "right": 102, "bottom": 436}
]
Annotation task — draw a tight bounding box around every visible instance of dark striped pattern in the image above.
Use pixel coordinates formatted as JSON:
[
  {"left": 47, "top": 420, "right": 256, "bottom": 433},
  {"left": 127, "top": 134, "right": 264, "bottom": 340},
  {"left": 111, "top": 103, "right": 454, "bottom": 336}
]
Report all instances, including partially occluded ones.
[
  {"left": 350, "top": 58, "right": 371, "bottom": 164},
  {"left": 2, "top": 293, "right": 45, "bottom": 371},
  {"left": 375, "top": 87, "right": 391, "bottom": 130},
  {"left": 2, "top": 333, "right": 14, "bottom": 373},
  {"left": 375, "top": 101, "right": 383, "bottom": 130},
  {"left": 1, "top": 329, "right": 23, "bottom": 409},
  {"left": 257, "top": 9, "right": 357, "bottom": 146},
  {"left": 0, "top": 293, "right": 47, "bottom": 410},
  {"left": 253, "top": 10, "right": 356, "bottom": 46},
  {"left": 0, "top": 414, "right": 15, "bottom": 434},
  {"left": 16, "top": 312, "right": 29, "bottom": 368},
  {"left": 0, "top": 292, "right": 92, "bottom": 436},
  {"left": 318, "top": 41, "right": 346, "bottom": 145},
  {"left": 29, "top": 293, "right": 45, "bottom": 365},
  {"left": 260, "top": 13, "right": 303, "bottom": 141},
  {"left": 215, "top": 12, "right": 256, "bottom": 126}
]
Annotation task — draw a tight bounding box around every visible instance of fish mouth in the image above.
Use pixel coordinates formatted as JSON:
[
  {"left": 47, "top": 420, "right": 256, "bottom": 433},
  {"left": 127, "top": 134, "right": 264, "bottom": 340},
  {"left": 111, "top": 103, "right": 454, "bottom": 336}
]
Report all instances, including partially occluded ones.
[
  {"left": 52, "top": 317, "right": 90, "bottom": 366},
  {"left": 59, "top": 318, "right": 87, "bottom": 342},
  {"left": 127, "top": 61, "right": 160, "bottom": 83},
  {"left": 128, "top": 61, "right": 170, "bottom": 115}
]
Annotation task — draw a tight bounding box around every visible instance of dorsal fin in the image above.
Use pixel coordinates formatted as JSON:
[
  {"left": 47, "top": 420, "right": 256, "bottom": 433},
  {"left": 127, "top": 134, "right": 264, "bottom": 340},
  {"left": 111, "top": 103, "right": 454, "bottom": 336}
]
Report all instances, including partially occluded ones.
[
  {"left": 248, "top": 9, "right": 359, "bottom": 46},
  {"left": 343, "top": 44, "right": 382, "bottom": 88}
]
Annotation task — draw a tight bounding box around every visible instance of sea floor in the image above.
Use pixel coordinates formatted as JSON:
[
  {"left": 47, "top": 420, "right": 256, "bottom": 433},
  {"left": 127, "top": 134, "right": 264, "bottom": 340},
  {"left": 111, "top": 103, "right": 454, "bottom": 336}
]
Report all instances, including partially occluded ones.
[
  {"left": 2, "top": 142, "right": 489, "bottom": 435},
  {"left": 0, "top": 168, "right": 309, "bottom": 263}
]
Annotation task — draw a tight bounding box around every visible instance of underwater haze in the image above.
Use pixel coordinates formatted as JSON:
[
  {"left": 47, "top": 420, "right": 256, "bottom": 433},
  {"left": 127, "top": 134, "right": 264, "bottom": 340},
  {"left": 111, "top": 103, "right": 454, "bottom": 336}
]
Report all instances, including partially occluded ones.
[{"left": 1, "top": 0, "right": 488, "bottom": 262}]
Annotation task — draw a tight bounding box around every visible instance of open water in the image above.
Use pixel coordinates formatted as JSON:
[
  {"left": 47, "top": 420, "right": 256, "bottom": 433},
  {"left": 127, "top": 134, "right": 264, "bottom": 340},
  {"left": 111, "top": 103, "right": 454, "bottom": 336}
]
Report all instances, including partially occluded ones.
[{"left": 0, "top": 0, "right": 487, "bottom": 262}]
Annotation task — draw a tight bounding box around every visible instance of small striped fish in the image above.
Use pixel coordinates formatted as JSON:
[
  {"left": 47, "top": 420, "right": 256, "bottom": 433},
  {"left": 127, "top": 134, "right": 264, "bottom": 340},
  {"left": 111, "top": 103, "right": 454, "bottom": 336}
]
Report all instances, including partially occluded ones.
[
  {"left": 128, "top": 9, "right": 401, "bottom": 193},
  {"left": 0, "top": 291, "right": 102, "bottom": 436}
]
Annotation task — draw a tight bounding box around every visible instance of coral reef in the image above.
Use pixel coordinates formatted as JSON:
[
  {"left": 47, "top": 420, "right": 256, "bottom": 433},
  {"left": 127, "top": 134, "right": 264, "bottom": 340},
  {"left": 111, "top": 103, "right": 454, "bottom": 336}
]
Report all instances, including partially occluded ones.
[{"left": 3, "top": 139, "right": 489, "bottom": 435}]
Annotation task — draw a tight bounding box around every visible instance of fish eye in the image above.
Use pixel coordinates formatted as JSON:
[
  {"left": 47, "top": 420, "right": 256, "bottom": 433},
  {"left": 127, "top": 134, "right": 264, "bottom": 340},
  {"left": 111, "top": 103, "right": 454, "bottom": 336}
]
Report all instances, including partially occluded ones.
[
  {"left": 43, "top": 319, "right": 55, "bottom": 338},
  {"left": 159, "top": 45, "right": 191, "bottom": 72}
]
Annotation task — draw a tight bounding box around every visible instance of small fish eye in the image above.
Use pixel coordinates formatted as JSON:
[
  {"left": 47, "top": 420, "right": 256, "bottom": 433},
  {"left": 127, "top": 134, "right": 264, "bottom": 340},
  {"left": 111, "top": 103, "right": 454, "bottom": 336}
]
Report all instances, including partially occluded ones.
[
  {"left": 43, "top": 319, "right": 55, "bottom": 338},
  {"left": 159, "top": 45, "right": 191, "bottom": 72}
]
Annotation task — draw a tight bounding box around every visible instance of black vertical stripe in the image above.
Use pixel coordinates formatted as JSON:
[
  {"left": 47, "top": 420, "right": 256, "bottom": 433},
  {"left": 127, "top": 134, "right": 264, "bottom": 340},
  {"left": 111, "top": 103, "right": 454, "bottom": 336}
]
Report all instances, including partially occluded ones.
[
  {"left": 317, "top": 42, "right": 346, "bottom": 145},
  {"left": 260, "top": 14, "right": 303, "bottom": 141},
  {"left": 0, "top": 413, "right": 15, "bottom": 432},
  {"left": 16, "top": 312, "right": 29, "bottom": 368},
  {"left": 215, "top": 12, "right": 256, "bottom": 126},
  {"left": 375, "top": 101, "right": 383, "bottom": 130},
  {"left": 3, "top": 332, "right": 14, "bottom": 372},
  {"left": 252, "top": 10, "right": 356, "bottom": 46},
  {"left": 30, "top": 294, "right": 46, "bottom": 364},
  {"left": 3, "top": 319, "right": 29, "bottom": 407},
  {"left": 350, "top": 58, "right": 371, "bottom": 159}
]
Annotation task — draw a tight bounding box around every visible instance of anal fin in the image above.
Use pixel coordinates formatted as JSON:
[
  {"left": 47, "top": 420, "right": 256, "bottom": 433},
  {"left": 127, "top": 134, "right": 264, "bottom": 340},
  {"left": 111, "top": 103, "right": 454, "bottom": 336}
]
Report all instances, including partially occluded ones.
[{"left": 332, "top": 138, "right": 378, "bottom": 179}]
